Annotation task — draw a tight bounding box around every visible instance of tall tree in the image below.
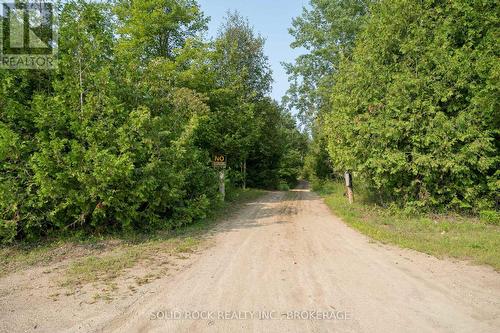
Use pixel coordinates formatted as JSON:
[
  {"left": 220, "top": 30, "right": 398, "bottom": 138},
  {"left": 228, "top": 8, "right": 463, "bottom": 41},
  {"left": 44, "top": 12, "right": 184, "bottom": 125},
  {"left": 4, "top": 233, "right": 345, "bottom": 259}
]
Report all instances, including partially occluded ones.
[
  {"left": 115, "top": 0, "right": 208, "bottom": 60},
  {"left": 213, "top": 11, "right": 272, "bottom": 100},
  {"left": 325, "top": 0, "right": 499, "bottom": 210},
  {"left": 198, "top": 11, "right": 273, "bottom": 188},
  {"left": 284, "top": 0, "right": 373, "bottom": 128}
]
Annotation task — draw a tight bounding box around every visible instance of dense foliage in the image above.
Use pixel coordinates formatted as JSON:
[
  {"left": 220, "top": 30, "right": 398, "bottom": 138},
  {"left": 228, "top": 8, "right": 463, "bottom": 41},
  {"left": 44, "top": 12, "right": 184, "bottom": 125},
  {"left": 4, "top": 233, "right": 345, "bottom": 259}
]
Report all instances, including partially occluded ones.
[
  {"left": 290, "top": 0, "right": 499, "bottom": 211},
  {"left": 0, "top": 1, "right": 306, "bottom": 243}
]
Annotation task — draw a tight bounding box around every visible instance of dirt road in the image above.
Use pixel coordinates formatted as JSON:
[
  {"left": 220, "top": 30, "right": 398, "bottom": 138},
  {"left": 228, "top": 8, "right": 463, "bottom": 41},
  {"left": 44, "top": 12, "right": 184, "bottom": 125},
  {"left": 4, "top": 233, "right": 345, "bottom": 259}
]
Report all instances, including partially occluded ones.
[{"left": 2, "top": 185, "right": 500, "bottom": 332}]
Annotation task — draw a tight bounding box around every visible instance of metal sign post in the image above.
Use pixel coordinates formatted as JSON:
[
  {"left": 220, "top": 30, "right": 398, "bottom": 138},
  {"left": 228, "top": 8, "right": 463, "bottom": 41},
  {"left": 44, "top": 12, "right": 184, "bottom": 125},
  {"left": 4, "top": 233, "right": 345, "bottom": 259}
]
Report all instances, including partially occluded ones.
[{"left": 213, "top": 155, "right": 227, "bottom": 201}]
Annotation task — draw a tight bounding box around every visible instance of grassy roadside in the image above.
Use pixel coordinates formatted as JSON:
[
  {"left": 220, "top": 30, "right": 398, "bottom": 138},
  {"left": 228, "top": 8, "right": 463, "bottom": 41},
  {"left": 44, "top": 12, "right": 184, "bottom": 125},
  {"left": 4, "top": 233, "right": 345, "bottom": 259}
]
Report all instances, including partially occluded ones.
[
  {"left": 0, "top": 188, "right": 265, "bottom": 283},
  {"left": 314, "top": 181, "right": 500, "bottom": 271}
]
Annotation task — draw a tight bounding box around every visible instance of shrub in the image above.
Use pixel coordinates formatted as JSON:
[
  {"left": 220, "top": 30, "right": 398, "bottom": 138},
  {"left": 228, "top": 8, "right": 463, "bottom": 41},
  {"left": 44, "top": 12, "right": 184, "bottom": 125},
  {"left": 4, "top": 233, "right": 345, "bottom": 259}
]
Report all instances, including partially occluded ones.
[
  {"left": 0, "top": 220, "right": 17, "bottom": 244},
  {"left": 277, "top": 181, "right": 290, "bottom": 191},
  {"left": 480, "top": 211, "right": 500, "bottom": 226}
]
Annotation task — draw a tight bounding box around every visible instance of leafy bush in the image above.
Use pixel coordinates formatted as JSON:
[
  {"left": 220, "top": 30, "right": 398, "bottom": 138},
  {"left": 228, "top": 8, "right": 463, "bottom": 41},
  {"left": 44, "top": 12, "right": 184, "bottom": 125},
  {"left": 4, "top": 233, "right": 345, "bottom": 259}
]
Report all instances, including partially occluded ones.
[
  {"left": 277, "top": 181, "right": 290, "bottom": 192},
  {"left": 480, "top": 211, "right": 500, "bottom": 226},
  {"left": 0, "top": 220, "right": 17, "bottom": 244}
]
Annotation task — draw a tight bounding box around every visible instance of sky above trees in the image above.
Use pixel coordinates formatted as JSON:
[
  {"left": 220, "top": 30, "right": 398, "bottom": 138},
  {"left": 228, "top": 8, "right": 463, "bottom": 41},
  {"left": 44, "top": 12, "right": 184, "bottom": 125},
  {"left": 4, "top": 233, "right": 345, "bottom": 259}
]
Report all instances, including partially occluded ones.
[{"left": 198, "top": 0, "right": 308, "bottom": 103}]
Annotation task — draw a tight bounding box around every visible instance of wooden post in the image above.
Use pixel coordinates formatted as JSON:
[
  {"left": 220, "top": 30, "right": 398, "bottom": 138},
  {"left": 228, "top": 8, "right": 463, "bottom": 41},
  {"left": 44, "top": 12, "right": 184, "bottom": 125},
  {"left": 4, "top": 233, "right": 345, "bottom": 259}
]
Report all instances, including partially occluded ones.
[
  {"left": 347, "top": 187, "right": 354, "bottom": 204},
  {"left": 344, "top": 171, "right": 354, "bottom": 204},
  {"left": 242, "top": 158, "right": 247, "bottom": 190},
  {"left": 219, "top": 168, "right": 226, "bottom": 201}
]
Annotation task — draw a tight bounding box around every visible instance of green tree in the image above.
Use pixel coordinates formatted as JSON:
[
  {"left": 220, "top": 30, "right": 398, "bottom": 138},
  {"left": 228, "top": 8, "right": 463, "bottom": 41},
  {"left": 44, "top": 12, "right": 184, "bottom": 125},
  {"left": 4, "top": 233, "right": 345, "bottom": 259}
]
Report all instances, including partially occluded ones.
[
  {"left": 325, "top": 0, "right": 499, "bottom": 210},
  {"left": 245, "top": 99, "right": 307, "bottom": 189},
  {"left": 113, "top": 0, "right": 219, "bottom": 227},
  {"left": 198, "top": 11, "right": 273, "bottom": 188},
  {"left": 284, "top": 0, "right": 373, "bottom": 128}
]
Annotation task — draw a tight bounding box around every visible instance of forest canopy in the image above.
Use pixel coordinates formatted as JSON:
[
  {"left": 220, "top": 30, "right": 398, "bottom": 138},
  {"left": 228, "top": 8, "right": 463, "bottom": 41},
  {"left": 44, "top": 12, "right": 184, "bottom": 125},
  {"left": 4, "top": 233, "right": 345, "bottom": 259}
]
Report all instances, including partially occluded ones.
[
  {"left": 0, "top": 1, "right": 307, "bottom": 243},
  {"left": 290, "top": 0, "right": 499, "bottom": 212}
]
